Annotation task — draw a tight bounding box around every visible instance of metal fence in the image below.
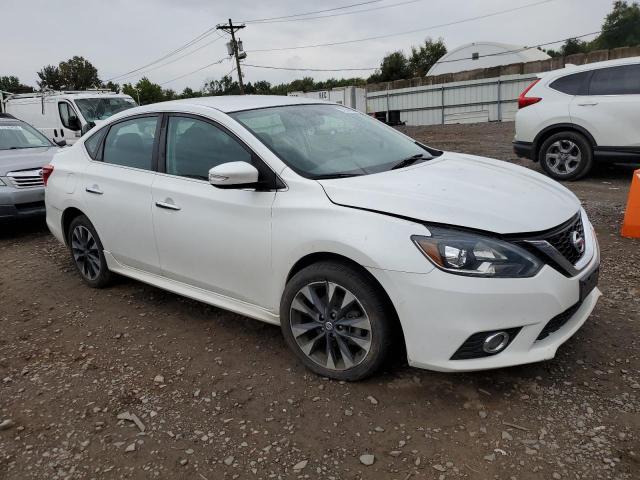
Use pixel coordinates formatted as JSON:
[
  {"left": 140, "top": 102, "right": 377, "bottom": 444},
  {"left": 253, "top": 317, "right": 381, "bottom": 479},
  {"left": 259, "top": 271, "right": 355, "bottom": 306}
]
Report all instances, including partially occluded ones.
[{"left": 366, "top": 73, "right": 537, "bottom": 126}]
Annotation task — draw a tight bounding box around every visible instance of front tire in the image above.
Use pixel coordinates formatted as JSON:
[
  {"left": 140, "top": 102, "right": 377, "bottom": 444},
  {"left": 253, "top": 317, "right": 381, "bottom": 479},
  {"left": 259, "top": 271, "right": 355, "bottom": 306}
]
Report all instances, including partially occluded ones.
[
  {"left": 538, "top": 131, "right": 593, "bottom": 181},
  {"left": 280, "top": 261, "right": 394, "bottom": 381},
  {"left": 67, "top": 215, "right": 112, "bottom": 288}
]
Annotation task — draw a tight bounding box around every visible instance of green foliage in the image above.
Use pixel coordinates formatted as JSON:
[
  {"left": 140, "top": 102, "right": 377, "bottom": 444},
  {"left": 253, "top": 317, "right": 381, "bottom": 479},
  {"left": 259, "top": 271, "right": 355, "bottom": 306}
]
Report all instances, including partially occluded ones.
[
  {"left": 37, "top": 65, "right": 65, "bottom": 90},
  {"left": 102, "top": 81, "right": 120, "bottom": 93},
  {"left": 369, "top": 51, "right": 412, "bottom": 82},
  {"left": 122, "top": 77, "right": 175, "bottom": 105},
  {"left": 37, "top": 56, "right": 101, "bottom": 90},
  {"left": 0, "top": 76, "right": 34, "bottom": 93},
  {"left": 596, "top": 0, "right": 640, "bottom": 49},
  {"left": 409, "top": 37, "right": 447, "bottom": 76}
]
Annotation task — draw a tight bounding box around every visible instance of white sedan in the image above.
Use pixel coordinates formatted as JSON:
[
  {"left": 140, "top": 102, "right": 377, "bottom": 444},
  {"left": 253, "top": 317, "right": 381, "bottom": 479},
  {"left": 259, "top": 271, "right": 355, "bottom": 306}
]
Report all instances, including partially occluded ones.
[{"left": 44, "top": 96, "right": 601, "bottom": 380}]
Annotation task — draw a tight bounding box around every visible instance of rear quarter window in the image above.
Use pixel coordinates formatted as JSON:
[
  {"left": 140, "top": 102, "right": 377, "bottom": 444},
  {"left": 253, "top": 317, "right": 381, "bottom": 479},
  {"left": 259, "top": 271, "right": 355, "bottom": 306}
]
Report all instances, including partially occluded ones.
[
  {"left": 83, "top": 127, "right": 107, "bottom": 160},
  {"left": 549, "top": 71, "right": 590, "bottom": 95}
]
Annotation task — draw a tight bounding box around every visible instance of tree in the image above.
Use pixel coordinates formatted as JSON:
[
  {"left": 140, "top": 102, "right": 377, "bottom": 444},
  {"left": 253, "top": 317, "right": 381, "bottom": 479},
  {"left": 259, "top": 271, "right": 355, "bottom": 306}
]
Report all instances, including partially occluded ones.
[
  {"left": 371, "top": 51, "right": 411, "bottom": 82},
  {"left": 0, "top": 76, "right": 34, "bottom": 93},
  {"left": 122, "top": 77, "right": 167, "bottom": 105},
  {"left": 595, "top": 1, "right": 640, "bottom": 49},
  {"left": 409, "top": 37, "right": 447, "bottom": 76},
  {"left": 59, "top": 56, "right": 101, "bottom": 90},
  {"left": 179, "top": 87, "right": 203, "bottom": 99},
  {"left": 37, "top": 56, "right": 101, "bottom": 90},
  {"left": 102, "top": 81, "right": 120, "bottom": 93},
  {"left": 37, "top": 65, "right": 64, "bottom": 90},
  {"left": 559, "top": 37, "right": 591, "bottom": 56}
]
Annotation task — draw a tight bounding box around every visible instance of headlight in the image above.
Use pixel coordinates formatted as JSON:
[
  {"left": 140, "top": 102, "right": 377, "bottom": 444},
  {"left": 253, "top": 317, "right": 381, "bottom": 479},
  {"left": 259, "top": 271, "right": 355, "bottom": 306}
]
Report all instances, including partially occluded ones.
[{"left": 412, "top": 228, "right": 542, "bottom": 278}]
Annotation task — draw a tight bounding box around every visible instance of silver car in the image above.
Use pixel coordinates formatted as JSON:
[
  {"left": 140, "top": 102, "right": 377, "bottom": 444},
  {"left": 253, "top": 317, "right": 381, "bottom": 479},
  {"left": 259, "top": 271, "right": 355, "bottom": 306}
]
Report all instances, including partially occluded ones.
[{"left": 0, "top": 114, "right": 59, "bottom": 220}]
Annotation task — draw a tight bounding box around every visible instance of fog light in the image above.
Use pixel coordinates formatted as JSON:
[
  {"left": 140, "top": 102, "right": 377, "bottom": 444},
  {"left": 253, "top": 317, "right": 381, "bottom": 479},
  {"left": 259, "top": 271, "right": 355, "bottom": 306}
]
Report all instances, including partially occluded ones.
[{"left": 482, "top": 331, "right": 510, "bottom": 354}]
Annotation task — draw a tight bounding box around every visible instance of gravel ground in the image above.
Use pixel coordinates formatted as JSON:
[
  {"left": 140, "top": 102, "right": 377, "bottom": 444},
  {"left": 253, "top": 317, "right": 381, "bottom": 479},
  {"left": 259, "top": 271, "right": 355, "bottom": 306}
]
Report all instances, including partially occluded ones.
[{"left": 1, "top": 122, "right": 639, "bottom": 480}]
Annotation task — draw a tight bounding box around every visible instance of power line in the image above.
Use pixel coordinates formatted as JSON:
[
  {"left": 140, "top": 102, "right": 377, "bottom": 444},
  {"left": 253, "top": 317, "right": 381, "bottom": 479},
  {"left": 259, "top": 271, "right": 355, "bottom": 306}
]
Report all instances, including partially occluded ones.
[
  {"left": 159, "top": 57, "right": 230, "bottom": 86},
  {"left": 247, "top": 0, "right": 557, "bottom": 52},
  {"left": 243, "top": 64, "right": 377, "bottom": 72},
  {"left": 116, "top": 35, "right": 225, "bottom": 82},
  {"left": 241, "top": 29, "right": 604, "bottom": 73},
  {"left": 245, "top": 0, "right": 424, "bottom": 24},
  {"left": 241, "top": 0, "right": 383, "bottom": 23},
  {"left": 106, "top": 26, "right": 220, "bottom": 82}
]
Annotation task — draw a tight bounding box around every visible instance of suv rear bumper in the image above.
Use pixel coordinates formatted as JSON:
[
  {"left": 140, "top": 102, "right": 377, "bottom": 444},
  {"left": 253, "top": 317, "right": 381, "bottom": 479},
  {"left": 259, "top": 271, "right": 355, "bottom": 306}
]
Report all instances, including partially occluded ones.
[{"left": 513, "top": 141, "right": 534, "bottom": 160}]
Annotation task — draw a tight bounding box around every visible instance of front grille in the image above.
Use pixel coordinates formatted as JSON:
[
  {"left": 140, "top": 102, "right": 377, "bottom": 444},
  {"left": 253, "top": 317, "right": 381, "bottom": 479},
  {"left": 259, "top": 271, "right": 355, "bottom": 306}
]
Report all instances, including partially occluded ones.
[
  {"left": 536, "top": 301, "right": 582, "bottom": 341},
  {"left": 451, "top": 327, "right": 521, "bottom": 360},
  {"left": 544, "top": 214, "right": 585, "bottom": 265},
  {"left": 7, "top": 169, "right": 44, "bottom": 189}
]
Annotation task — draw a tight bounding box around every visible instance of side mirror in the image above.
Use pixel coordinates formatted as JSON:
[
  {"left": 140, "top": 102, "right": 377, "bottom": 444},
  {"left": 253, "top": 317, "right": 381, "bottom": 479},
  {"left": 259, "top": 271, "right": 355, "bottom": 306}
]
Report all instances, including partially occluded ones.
[
  {"left": 81, "top": 121, "right": 96, "bottom": 136},
  {"left": 53, "top": 139, "right": 67, "bottom": 147},
  {"left": 208, "top": 162, "right": 259, "bottom": 189},
  {"left": 68, "top": 115, "right": 81, "bottom": 131}
]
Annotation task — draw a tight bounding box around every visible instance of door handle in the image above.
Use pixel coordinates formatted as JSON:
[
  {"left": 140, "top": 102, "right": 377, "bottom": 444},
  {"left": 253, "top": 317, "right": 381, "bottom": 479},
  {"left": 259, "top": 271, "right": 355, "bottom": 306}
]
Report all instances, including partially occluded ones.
[
  {"left": 155, "top": 200, "right": 181, "bottom": 211},
  {"left": 577, "top": 102, "right": 598, "bottom": 106},
  {"left": 85, "top": 186, "right": 103, "bottom": 195}
]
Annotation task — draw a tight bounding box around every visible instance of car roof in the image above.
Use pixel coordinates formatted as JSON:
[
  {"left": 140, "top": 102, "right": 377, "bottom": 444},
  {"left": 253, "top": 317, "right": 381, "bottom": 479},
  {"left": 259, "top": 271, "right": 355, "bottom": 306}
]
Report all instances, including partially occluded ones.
[
  {"left": 540, "top": 55, "right": 640, "bottom": 78},
  {"left": 153, "top": 95, "right": 331, "bottom": 113}
]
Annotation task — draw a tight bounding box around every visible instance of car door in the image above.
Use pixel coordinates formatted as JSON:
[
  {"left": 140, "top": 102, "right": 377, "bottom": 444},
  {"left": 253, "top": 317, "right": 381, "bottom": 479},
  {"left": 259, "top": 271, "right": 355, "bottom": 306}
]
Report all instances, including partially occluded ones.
[
  {"left": 58, "top": 101, "right": 82, "bottom": 144},
  {"left": 570, "top": 64, "right": 640, "bottom": 148},
  {"left": 82, "top": 114, "right": 161, "bottom": 273},
  {"left": 151, "top": 114, "right": 275, "bottom": 308}
]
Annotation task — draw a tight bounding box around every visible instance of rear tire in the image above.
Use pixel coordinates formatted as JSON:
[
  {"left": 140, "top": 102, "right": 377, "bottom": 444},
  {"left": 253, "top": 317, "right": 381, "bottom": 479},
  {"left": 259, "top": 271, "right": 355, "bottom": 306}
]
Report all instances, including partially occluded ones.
[
  {"left": 538, "top": 131, "right": 593, "bottom": 181},
  {"left": 67, "top": 215, "right": 112, "bottom": 288},
  {"left": 280, "top": 261, "right": 394, "bottom": 381}
]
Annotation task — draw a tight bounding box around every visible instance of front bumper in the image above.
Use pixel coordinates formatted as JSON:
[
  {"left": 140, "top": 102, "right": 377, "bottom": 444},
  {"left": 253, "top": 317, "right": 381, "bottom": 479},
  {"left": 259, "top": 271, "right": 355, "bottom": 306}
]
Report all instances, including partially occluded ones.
[
  {"left": 513, "top": 141, "right": 534, "bottom": 160},
  {"left": 0, "top": 185, "right": 46, "bottom": 219},
  {"left": 368, "top": 234, "right": 600, "bottom": 372}
]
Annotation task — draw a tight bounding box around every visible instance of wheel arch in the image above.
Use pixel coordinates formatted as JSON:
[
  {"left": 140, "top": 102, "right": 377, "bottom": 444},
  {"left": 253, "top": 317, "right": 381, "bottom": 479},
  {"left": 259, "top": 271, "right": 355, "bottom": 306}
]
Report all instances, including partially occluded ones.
[
  {"left": 61, "top": 207, "right": 87, "bottom": 246},
  {"left": 533, "top": 123, "right": 596, "bottom": 160},
  {"left": 285, "top": 251, "right": 407, "bottom": 356}
]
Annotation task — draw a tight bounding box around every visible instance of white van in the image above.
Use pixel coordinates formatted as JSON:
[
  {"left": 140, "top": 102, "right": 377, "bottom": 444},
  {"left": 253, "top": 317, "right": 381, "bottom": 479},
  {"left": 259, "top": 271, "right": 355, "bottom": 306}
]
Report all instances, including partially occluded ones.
[{"left": 1, "top": 90, "right": 136, "bottom": 145}]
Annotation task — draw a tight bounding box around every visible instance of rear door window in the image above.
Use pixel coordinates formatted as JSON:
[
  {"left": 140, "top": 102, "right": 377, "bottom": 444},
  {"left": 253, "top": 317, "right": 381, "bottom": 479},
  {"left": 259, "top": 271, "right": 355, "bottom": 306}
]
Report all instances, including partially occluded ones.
[
  {"left": 549, "top": 71, "right": 590, "bottom": 95},
  {"left": 102, "top": 116, "right": 158, "bottom": 170},
  {"left": 589, "top": 64, "right": 640, "bottom": 95}
]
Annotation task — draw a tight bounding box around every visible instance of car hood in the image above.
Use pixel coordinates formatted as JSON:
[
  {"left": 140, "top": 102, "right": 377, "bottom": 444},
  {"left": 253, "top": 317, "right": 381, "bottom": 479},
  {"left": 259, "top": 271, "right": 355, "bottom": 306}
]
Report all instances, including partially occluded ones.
[
  {"left": 318, "top": 152, "right": 580, "bottom": 234},
  {"left": 0, "top": 147, "right": 58, "bottom": 176}
]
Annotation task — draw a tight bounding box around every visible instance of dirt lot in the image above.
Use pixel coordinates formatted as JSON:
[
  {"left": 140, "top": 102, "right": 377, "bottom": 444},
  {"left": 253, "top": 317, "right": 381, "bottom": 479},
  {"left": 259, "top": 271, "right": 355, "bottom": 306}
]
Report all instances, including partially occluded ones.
[{"left": 1, "top": 122, "right": 639, "bottom": 480}]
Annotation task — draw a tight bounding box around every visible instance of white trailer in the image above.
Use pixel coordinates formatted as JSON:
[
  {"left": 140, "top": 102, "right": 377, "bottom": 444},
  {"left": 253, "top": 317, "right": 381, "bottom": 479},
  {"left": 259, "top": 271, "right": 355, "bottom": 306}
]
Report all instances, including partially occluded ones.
[
  {"left": 1, "top": 90, "right": 136, "bottom": 144},
  {"left": 288, "top": 86, "right": 366, "bottom": 112}
]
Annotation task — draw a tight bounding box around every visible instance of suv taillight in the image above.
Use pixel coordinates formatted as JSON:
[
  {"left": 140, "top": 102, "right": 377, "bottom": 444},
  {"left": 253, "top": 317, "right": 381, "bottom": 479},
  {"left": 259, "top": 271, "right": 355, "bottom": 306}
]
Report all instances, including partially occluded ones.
[
  {"left": 42, "top": 164, "right": 54, "bottom": 186},
  {"left": 518, "top": 79, "right": 542, "bottom": 109}
]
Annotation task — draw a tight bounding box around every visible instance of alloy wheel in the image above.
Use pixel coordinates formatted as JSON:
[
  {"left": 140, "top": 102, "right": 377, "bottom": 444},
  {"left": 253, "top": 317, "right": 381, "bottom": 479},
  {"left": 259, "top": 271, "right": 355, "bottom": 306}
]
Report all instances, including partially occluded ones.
[
  {"left": 289, "top": 281, "right": 372, "bottom": 371},
  {"left": 71, "top": 225, "right": 101, "bottom": 281},
  {"left": 545, "top": 139, "right": 582, "bottom": 176}
]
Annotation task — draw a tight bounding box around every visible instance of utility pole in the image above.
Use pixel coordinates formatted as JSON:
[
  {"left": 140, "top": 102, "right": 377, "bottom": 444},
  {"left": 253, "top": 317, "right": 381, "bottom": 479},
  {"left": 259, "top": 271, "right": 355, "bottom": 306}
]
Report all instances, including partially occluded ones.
[{"left": 217, "top": 18, "right": 246, "bottom": 94}]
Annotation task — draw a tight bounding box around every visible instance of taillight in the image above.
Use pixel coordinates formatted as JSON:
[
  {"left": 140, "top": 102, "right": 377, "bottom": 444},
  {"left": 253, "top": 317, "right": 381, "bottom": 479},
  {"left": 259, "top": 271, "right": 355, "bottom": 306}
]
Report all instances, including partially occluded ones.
[
  {"left": 42, "top": 164, "right": 54, "bottom": 186},
  {"left": 518, "top": 79, "right": 542, "bottom": 109}
]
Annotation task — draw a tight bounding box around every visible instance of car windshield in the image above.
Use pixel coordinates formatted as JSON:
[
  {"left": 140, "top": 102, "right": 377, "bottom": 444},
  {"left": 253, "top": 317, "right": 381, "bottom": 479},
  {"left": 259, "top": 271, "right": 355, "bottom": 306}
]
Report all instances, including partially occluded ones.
[
  {"left": 0, "top": 122, "right": 51, "bottom": 150},
  {"left": 74, "top": 97, "right": 137, "bottom": 122},
  {"left": 230, "top": 104, "right": 432, "bottom": 178}
]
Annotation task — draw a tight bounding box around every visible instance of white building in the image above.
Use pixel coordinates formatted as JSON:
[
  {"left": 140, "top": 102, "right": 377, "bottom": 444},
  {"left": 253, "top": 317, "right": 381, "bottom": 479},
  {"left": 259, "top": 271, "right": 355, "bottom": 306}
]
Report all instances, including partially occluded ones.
[{"left": 427, "top": 41, "right": 550, "bottom": 76}]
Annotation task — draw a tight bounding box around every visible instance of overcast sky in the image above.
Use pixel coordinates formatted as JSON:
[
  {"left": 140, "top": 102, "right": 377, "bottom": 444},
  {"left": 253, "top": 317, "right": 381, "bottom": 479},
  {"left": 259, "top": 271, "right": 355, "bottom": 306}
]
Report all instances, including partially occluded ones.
[{"left": 2, "top": 0, "right": 612, "bottom": 92}]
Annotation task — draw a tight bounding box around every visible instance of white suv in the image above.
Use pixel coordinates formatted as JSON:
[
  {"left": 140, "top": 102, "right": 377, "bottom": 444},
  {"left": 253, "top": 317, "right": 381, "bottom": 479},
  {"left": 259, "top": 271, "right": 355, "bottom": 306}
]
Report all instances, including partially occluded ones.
[{"left": 513, "top": 57, "right": 640, "bottom": 180}]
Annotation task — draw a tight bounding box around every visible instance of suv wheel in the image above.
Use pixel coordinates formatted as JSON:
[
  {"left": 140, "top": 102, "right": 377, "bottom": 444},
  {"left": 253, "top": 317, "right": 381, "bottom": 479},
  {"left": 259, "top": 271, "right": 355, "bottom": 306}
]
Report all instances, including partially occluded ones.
[
  {"left": 280, "top": 261, "right": 394, "bottom": 381},
  {"left": 538, "top": 131, "right": 593, "bottom": 181},
  {"left": 67, "top": 215, "right": 112, "bottom": 288}
]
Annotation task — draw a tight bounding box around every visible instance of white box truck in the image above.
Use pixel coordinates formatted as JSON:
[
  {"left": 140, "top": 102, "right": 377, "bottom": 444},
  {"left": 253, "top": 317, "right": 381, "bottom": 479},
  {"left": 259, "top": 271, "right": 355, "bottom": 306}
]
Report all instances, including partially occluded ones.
[
  {"left": 0, "top": 90, "right": 136, "bottom": 145},
  {"left": 288, "top": 86, "right": 366, "bottom": 113}
]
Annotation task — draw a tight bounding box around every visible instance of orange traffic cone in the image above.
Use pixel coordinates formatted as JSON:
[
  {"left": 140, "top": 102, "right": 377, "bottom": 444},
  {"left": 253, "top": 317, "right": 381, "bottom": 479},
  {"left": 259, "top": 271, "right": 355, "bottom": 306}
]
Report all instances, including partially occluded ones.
[{"left": 621, "top": 169, "right": 640, "bottom": 239}]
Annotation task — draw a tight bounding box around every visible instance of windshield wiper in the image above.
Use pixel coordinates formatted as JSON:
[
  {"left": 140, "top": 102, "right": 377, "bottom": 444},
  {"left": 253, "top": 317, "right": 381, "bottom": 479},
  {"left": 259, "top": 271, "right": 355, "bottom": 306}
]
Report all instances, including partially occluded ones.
[
  {"left": 390, "top": 153, "right": 430, "bottom": 170},
  {"left": 314, "top": 173, "right": 363, "bottom": 180}
]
